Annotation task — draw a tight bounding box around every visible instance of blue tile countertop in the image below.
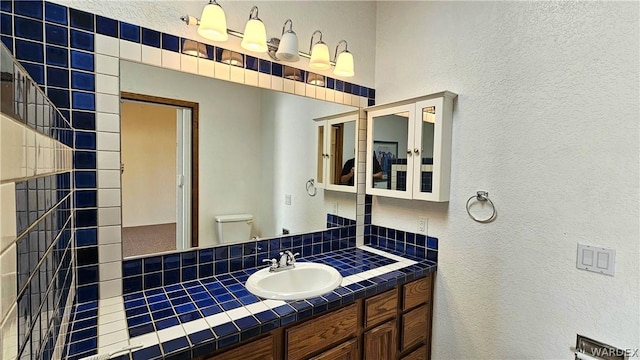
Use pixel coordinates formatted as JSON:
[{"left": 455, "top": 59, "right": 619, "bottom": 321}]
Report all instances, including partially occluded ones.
[{"left": 65, "top": 246, "right": 436, "bottom": 360}]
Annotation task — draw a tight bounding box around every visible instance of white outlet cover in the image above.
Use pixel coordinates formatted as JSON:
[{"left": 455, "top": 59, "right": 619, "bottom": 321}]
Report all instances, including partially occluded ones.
[
  {"left": 417, "top": 216, "right": 427, "bottom": 233},
  {"left": 577, "top": 244, "right": 615, "bottom": 276}
]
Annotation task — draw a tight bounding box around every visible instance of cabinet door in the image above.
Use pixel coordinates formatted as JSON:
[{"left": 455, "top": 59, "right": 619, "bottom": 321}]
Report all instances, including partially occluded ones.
[
  {"left": 208, "top": 335, "right": 273, "bottom": 360},
  {"left": 325, "top": 114, "right": 358, "bottom": 193},
  {"left": 366, "top": 104, "right": 415, "bottom": 199},
  {"left": 315, "top": 121, "right": 327, "bottom": 188},
  {"left": 310, "top": 338, "right": 358, "bottom": 360},
  {"left": 364, "top": 320, "right": 397, "bottom": 360}
]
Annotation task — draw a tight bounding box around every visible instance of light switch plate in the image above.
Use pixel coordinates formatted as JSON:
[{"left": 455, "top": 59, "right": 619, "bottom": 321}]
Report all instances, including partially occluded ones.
[{"left": 577, "top": 244, "right": 615, "bottom": 276}]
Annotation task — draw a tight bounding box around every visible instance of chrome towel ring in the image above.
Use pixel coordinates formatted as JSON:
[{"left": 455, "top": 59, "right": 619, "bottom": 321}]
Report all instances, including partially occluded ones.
[
  {"left": 466, "top": 191, "right": 496, "bottom": 223},
  {"left": 306, "top": 178, "right": 317, "bottom": 197}
]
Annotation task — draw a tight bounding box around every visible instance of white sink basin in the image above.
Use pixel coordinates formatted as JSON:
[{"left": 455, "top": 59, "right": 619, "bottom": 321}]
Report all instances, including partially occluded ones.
[{"left": 245, "top": 262, "right": 342, "bottom": 300}]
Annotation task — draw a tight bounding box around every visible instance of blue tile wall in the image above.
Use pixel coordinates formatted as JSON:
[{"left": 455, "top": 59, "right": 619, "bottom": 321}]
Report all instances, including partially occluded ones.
[
  {"left": 365, "top": 224, "right": 438, "bottom": 262},
  {"left": 326, "top": 214, "right": 356, "bottom": 228}
]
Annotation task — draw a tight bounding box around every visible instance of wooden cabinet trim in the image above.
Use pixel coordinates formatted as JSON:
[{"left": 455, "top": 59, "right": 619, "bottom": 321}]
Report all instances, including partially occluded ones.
[
  {"left": 309, "top": 338, "right": 359, "bottom": 360},
  {"left": 401, "top": 305, "right": 429, "bottom": 352},
  {"left": 365, "top": 289, "right": 398, "bottom": 329},
  {"left": 403, "top": 276, "right": 432, "bottom": 311},
  {"left": 364, "top": 320, "right": 397, "bottom": 360}
]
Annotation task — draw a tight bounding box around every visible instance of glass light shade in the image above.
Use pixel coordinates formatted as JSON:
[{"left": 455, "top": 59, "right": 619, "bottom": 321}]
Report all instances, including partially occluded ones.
[
  {"left": 182, "top": 40, "right": 208, "bottom": 58},
  {"left": 307, "top": 73, "right": 325, "bottom": 87},
  {"left": 309, "top": 42, "right": 331, "bottom": 70},
  {"left": 220, "top": 50, "right": 244, "bottom": 67},
  {"left": 197, "top": 2, "right": 228, "bottom": 41},
  {"left": 334, "top": 51, "right": 354, "bottom": 77},
  {"left": 275, "top": 31, "right": 299, "bottom": 62},
  {"left": 241, "top": 19, "right": 268, "bottom": 53}
]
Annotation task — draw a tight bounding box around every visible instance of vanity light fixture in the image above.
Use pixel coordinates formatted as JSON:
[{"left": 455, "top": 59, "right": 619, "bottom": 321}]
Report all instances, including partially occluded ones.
[
  {"left": 240, "top": 6, "right": 268, "bottom": 53},
  {"left": 220, "top": 49, "right": 244, "bottom": 67},
  {"left": 182, "top": 39, "right": 208, "bottom": 58},
  {"left": 309, "top": 30, "right": 331, "bottom": 70},
  {"left": 272, "top": 19, "right": 299, "bottom": 62},
  {"left": 196, "top": 0, "right": 228, "bottom": 41},
  {"left": 307, "top": 73, "right": 325, "bottom": 87},
  {"left": 333, "top": 40, "right": 354, "bottom": 77}
]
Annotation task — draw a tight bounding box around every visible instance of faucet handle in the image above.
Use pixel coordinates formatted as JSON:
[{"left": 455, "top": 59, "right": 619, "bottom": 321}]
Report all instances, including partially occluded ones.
[
  {"left": 285, "top": 251, "right": 300, "bottom": 265},
  {"left": 262, "top": 258, "right": 278, "bottom": 271}
]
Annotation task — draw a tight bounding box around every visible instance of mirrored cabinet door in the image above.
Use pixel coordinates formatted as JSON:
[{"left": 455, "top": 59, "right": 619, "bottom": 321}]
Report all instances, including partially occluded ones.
[
  {"left": 316, "top": 122, "right": 326, "bottom": 188},
  {"left": 315, "top": 111, "right": 359, "bottom": 193},
  {"left": 412, "top": 98, "right": 440, "bottom": 200},
  {"left": 366, "top": 104, "right": 415, "bottom": 199}
]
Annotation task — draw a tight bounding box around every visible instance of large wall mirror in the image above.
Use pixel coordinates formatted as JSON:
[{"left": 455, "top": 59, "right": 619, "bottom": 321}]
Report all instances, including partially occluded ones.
[{"left": 119, "top": 60, "right": 357, "bottom": 258}]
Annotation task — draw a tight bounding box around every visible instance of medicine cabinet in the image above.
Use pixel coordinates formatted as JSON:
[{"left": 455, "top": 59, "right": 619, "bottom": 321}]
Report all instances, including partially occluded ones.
[
  {"left": 315, "top": 111, "right": 359, "bottom": 193},
  {"left": 366, "top": 91, "right": 457, "bottom": 201}
]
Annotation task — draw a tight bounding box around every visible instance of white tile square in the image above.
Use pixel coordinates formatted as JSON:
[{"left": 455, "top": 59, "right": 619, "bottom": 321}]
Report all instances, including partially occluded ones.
[
  {"left": 245, "top": 302, "right": 269, "bottom": 315},
  {"left": 96, "top": 74, "right": 119, "bottom": 95},
  {"left": 258, "top": 73, "right": 271, "bottom": 89},
  {"left": 198, "top": 58, "right": 215, "bottom": 78},
  {"left": 214, "top": 62, "right": 230, "bottom": 81},
  {"left": 359, "top": 96, "right": 368, "bottom": 108},
  {"left": 157, "top": 327, "right": 185, "bottom": 342},
  {"left": 95, "top": 54, "right": 119, "bottom": 76},
  {"left": 0, "top": 183, "right": 16, "bottom": 252},
  {"left": 99, "top": 261, "right": 122, "bottom": 281},
  {"left": 225, "top": 307, "right": 251, "bottom": 321},
  {"left": 100, "top": 279, "right": 123, "bottom": 299},
  {"left": 98, "top": 170, "right": 121, "bottom": 189},
  {"left": 204, "top": 312, "right": 232, "bottom": 328},
  {"left": 99, "top": 207, "right": 121, "bottom": 227},
  {"left": 180, "top": 54, "right": 198, "bottom": 74},
  {"left": 283, "top": 79, "right": 295, "bottom": 94},
  {"left": 335, "top": 91, "right": 344, "bottom": 104},
  {"left": 271, "top": 77, "right": 283, "bottom": 92},
  {"left": 315, "top": 87, "right": 326, "bottom": 100},
  {"left": 344, "top": 93, "right": 353, "bottom": 106},
  {"left": 141, "top": 45, "right": 162, "bottom": 67},
  {"left": 96, "top": 112, "right": 120, "bottom": 133},
  {"left": 294, "top": 81, "right": 305, "bottom": 96},
  {"left": 0, "top": 243, "right": 17, "bottom": 320},
  {"left": 98, "top": 225, "right": 122, "bottom": 246},
  {"left": 181, "top": 318, "right": 209, "bottom": 334},
  {"left": 325, "top": 89, "right": 335, "bottom": 102},
  {"left": 99, "top": 329, "right": 128, "bottom": 347},
  {"left": 98, "top": 340, "right": 130, "bottom": 355},
  {"left": 262, "top": 299, "right": 286, "bottom": 309},
  {"left": 305, "top": 84, "right": 316, "bottom": 98},
  {"left": 2, "top": 304, "right": 18, "bottom": 359},
  {"left": 1, "top": 117, "right": 26, "bottom": 181},
  {"left": 119, "top": 40, "right": 141, "bottom": 62},
  {"left": 98, "top": 188, "right": 121, "bottom": 208},
  {"left": 100, "top": 296, "right": 124, "bottom": 308},
  {"left": 98, "top": 310, "right": 123, "bottom": 326},
  {"left": 97, "top": 151, "right": 120, "bottom": 170},
  {"left": 97, "top": 132, "right": 120, "bottom": 151},
  {"left": 99, "top": 243, "right": 122, "bottom": 263},
  {"left": 230, "top": 65, "right": 244, "bottom": 83},
  {"left": 95, "top": 34, "right": 119, "bottom": 56},
  {"left": 96, "top": 93, "right": 120, "bottom": 114},
  {"left": 161, "top": 50, "right": 180, "bottom": 70},
  {"left": 244, "top": 70, "right": 258, "bottom": 87},
  {"left": 129, "top": 330, "right": 159, "bottom": 346}
]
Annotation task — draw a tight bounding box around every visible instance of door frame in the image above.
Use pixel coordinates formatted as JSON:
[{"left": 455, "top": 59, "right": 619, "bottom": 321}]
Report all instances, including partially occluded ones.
[{"left": 120, "top": 91, "right": 200, "bottom": 247}]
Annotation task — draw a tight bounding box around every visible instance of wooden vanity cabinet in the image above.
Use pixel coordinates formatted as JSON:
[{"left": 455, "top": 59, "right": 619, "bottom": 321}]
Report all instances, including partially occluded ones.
[{"left": 200, "top": 273, "right": 435, "bottom": 360}]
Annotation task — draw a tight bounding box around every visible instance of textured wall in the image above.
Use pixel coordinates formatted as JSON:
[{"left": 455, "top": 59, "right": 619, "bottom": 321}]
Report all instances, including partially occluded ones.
[
  {"left": 374, "top": 1, "right": 639, "bottom": 358},
  {"left": 53, "top": 0, "right": 377, "bottom": 88}
]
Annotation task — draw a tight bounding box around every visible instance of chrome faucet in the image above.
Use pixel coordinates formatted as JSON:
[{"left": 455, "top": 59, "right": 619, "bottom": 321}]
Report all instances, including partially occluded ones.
[{"left": 262, "top": 251, "right": 299, "bottom": 272}]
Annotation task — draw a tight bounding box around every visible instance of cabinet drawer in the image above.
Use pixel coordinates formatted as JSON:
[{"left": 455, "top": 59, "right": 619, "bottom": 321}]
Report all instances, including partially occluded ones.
[
  {"left": 364, "top": 320, "right": 397, "bottom": 360},
  {"left": 365, "top": 289, "right": 397, "bottom": 328},
  {"left": 403, "top": 275, "right": 432, "bottom": 310},
  {"left": 208, "top": 335, "right": 273, "bottom": 360},
  {"left": 402, "top": 345, "right": 427, "bottom": 360},
  {"left": 309, "top": 338, "right": 358, "bottom": 360},
  {"left": 401, "top": 305, "right": 428, "bottom": 351},
  {"left": 286, "top": 303, "right": 358, "bottom": 360}
]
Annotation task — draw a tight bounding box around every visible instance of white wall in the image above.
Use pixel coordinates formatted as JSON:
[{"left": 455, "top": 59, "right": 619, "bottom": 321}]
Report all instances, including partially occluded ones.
[
  {"left": 375, "top": 2, "right": 639, "bottom": 359},
  {"left": 53, "top": 0, "right": 377, "bottom": 88},
  {"left": 260, "top": 90, "right": 356, "bottom": 236},
  {"left": 120, "top": 101, "right": 177, "bottom": 227}
]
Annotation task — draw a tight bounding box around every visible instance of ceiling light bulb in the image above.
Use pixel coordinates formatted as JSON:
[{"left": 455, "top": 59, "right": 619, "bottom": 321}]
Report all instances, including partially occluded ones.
[
  {"left": 334, "top": 50, "right": 354, "bottom": 77},
  {"left": 275, "top": 19, "right": 299, "bottom": 62},
  {"left": 241, "top": 7, "right": 267, "bottom": 53},
  {"left": 309, "top": 42, "right": 331, "bottom": 70},
  {"left": 197, "top": 0, "right": 228, "bottom": 42}
]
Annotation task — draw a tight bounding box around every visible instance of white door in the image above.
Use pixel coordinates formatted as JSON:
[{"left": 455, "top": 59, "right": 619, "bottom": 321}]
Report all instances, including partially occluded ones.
[{"left": 176, "top": 108, "right": 192, "bottom": 250}]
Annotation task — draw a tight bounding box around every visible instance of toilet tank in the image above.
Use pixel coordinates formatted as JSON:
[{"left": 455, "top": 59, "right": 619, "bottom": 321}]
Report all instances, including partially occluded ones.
[{"left": 214, "top": 214, "right": 253, "bottom": 244}]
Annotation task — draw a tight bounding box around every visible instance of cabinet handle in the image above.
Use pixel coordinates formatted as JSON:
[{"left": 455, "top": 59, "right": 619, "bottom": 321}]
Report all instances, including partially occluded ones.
[
  {"left": 414, "top": 148, "right": 420, "bottom": 154},
  {"left": 406, "top": 149, "right": 412, "bottom": 156}
]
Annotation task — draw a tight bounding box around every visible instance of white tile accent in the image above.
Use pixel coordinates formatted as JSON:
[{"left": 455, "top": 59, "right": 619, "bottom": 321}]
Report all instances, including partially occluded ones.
[
  {"left": 98, "top": 340, "right": 130, "bottom": 356},
  {"left": 119, "top": 40, "right": 142, "bottom": 62},
  {"left": 1, "top": 304, "right": 18, "bottom": 359},
  {"left": 0, "top": 183, "right": 16, "bottom": 252},
  {"left": 96, "top": 112, "right": 120, "bottom": 133},
  {"left": 180, "top": 54, "right": 198, "bottom": 74},
  {"left": 96, "top": 74, "right": 119, "bottom": 95},
  {"left": 98, "top": 225, "right": 122, "bottom": 245},
  {"left": 157, "top": 327, "right": 186, "bottom": 343},
  {"left": 245, "top": 302, "right": 270, "bottom": 315},
  {"left": 305, "top": 84, "right": 316, "bottom": 98},
  {"left": 97, "top": 132, "right": 120, "bottom": 151},
  {"left": 225, "top": 307, "right": 251, "bottom": 321},
  {"left": 230, "top": 65, "right": 244, "bottom": 83},
  {"left": 99, "top": 261, "right": 122, "bottom": 281},
  {"left": 161, "top": 50, "right": 180, "bottom": 70},
  {"left": 214, "top": 62, "right": 230, "bottom": 81},
  {"left": 129, "top": 331, "right": 159, "bottom": 347},
  {"left": 99, "top": 330, "right": 128, "bottom": 347},
  {"left": 98, "top": 170, "right": 121, "bottom": 189},
  {"left": 271, "top": 77, "right": 283, "bottom": 92},
  {"left": 0, "top": 116, "right": 26, "bottom": 181},
  {"left": 198, "top": 58, "right": 215, "bottom": 78},
  {"left": 100, "top": 279, "right": 123, "bottom": 299},
  {"left": 99, "top": 243, "right": 122, "bottom": 263},
  {"left": 294, "top": 81, "right": 306, "bottom": 96},
  {"left": 181, "top": 318, "right": 209, "bottom": 334},
  {"left": 0, "top": 243, "right": 17, "bottom": 320},
  {"left": 244, "top": 70, "right": 258, "bottom": 87},
  {"left": 95, "top": 54, "right": 119, "bottom": 76},
  {"left": 95, "top": 34, "right": 119, "bottom": 56},
  {"left": 258, "top": 73, "right": 271, "bottom": 89},
  {"left": 98, "top": 189, "right": 121, "bottom": 208},
  {"left": 98, "top": 207, "right": 121, "bottom": 226},
  {"left": 359, "top": 96, "right": 368, "bottom": 108},
  {"left": 315, "top": 87, "right": 326, "bottom": 100},
  {"left": 98, "top": 310, "right": 124, "bottom": 326},
  {"left": 335, "top": 91, "right": 344, "bottom": 104},
  {"left": 100, "top": 296, "right": 124, "bottom": 308},
  {"left": 283, "top": 79, "right": 295, "bottom": 94},
  {"left": 97, "top": 151, "right": 120, "bottom": 170},
  {"left": 262, "top": 299, "right": 286, "bottom": 309},
  {"left": 204, "top": 312, "right": 233, "bottom": 328},
  {"left": 96, "top": 93, "right": 120, "bottom": 114},
  {"left": 141, "top": 45, "right": 162, "bottom": 67}
]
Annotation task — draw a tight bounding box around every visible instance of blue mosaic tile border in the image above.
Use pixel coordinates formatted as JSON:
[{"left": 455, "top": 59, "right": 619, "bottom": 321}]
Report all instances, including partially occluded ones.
[
  {"left": 365, "top": 224, "right": 438, "bottom": 262},
  {"left": 121, "top": 225, "right": 357, "bottom": 294}
]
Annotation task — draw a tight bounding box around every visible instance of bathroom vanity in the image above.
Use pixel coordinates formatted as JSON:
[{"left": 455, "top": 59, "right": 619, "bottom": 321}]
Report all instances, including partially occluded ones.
[{"left": 198, "top": 273, "right": 434, "bottom": 360}]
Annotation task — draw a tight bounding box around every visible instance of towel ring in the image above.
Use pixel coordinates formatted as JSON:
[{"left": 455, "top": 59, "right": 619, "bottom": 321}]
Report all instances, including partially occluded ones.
[
  {"left": 306, "top": 178, "right": 317, "bottom": 197},
  {"left": 466, "top": 191, "right": 496, "bottom": 223}
]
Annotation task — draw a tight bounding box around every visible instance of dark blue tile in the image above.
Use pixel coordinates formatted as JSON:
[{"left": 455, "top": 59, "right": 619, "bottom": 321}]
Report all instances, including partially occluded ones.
[
  {"left": 199, "top": 248, "right": 214, "bottom": 263},
  {"left": 155, "top": 316, "right": 179, "bottom": 330},
  {"left": 144, "top": 257, "right": 162, "bottom": 272},
  {"left": 427, "top": 236, "right": 438, "bottom": 250},
  {"left": 245, "top": 55, "right": 258, "bottom": 71},
  {"left": 128, "top": 314, "right": 152, "bottom": 327},
  {"left": 77, "top": 265, "right": 98, "bottom": 284},
  {"left": 272, "top": 63, "right": 283, "bottom": 77},
  {"left": 71, "top": 71, "right": 95, "bottom": 91},
  {"left": 75, "top": 189, "right": 97, "bottom": 207},
  {"left": 212, "top": 322, "right": 237, "bottom": 338},
  {"left": 162, "top": 337, "right": 190, "bottom": 355},
  {"left": 141, "top": 28, "right": 160, "bottom": 47},
  {"left": 96, "top": 15, "right": 118, "bottom": 37},
  {"left": 14, "top": 16, "right": 42, "bottom": 41},
  {"left": 163, "top": 254, "right": 180, "bottom": 270},
  {"left": 123, "top": 259, "right": 142, "bottom": 277},
  {"left": 69, "top": 8, "right": 93, "bottom": 31},
  {"left": 45, "top": 45, "right": 68, "bottom": 67},
  {"left": 119, "top": 22, "right": 140, "bottom": 42},
  {"left": 72, "top": 91, "right": 95, "bottom": 111},
  {"left": 0, "top": 0, "right": 11, "bottom": 12},
  {"left": 70, "top": 29, "right": 93, "bottom": 51},
  {"left": 182, "top": 266, "right": 197, "bottom": 281},
  {"left": 75, "top": 209, "right": 97, "bottom": 228},
  {"left": 46, "top": 66, "right": 68, "bottom": 88},
  {"left": 132, "top": 344, "right": 162, "bottom": 360},
  {"left": 189, "top": 329, "right": 215, "bottom": 345},
  {"left": 70, "top": 50, "right": 94, "bottom": 71},
  {"left": 45, "top": 23, "right": 67, "bottom": 46},
  {"left": 15, "top": 39, "right": 43, "bottom": 62},
  {"left": 76, "top": 228, "right": 97, "bottom": 246},
  {"left": 214, "top": 260, "right": 228, "bottom": 274},
  {"left": 164, "top": 270, "right": 180, "bottom": 285},
  {"left": 144, "top": 272, "right": 162, "bottom": 289},
  {"left": 72, "top": 111, "right": 95, "bottom": 130},
  {"left": 0, "top": 35, "right": 11, "bottom": 52},
  {"left": 258, "top": 59, "right": 271, "bottom": 74},
  {"left": 14, "top": 1, "right": 43, "bottom": 20},
  {"left": 368, "top": 88, "right": 376, "bottom": 99},
  {"left": 74, "top": 171, "right": 96, "bottom": 188},
  {"left": 162, "top": 33, "right": 179, "bottom": 52},
  {"left": 215, "top": 247, "right": 228, "bottom": 260},
  {"left": 20, "top": 62, "right": 44, "bottom": 85},
  {"left": 229, "top": 245, "right": 242, "bottom": 258},
  {"left": 178, "top": 311, "right": 201, "bottom": 323},
  {"left": 181, "top": 251, "right": 196, "bottom": 266},
  {"left": 47, "top": 88, "right": 69, "bottom": 109},
  {"left": 44, "top": 2, "right": 67, "bottom": 25}
]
